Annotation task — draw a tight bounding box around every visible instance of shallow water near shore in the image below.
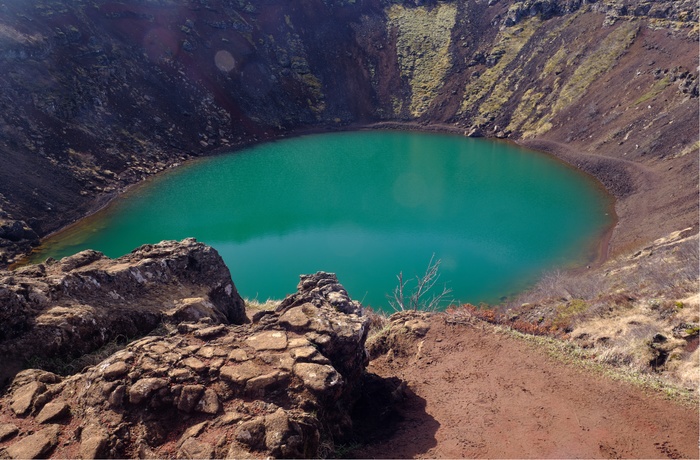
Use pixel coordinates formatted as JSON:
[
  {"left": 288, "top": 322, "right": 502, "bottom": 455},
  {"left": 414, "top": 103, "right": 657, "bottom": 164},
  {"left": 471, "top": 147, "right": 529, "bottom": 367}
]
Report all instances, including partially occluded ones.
[{"left": 29, "top": 131, "right": 613, "bottom": 309}]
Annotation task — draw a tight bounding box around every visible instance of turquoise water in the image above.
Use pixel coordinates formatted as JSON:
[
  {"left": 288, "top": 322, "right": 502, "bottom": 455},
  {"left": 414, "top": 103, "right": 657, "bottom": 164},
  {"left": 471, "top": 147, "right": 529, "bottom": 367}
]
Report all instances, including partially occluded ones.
[{"left": 30, "top": 131, "right": 613, "bottom": 309}]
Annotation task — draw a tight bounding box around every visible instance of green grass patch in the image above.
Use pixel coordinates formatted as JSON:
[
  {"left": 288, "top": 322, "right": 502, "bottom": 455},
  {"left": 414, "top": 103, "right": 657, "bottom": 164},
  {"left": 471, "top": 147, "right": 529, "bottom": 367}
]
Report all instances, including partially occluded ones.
[{"left": 634, "top": 76, "right": 671, "bottom": 105}]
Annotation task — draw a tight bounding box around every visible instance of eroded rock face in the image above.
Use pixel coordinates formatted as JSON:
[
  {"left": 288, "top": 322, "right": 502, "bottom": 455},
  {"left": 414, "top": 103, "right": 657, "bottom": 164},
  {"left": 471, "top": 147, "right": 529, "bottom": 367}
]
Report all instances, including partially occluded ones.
[
  {"left": 0, "top": 272, "right": 369, "bottom": 459},
  {"left": 0, "top": 239, "right": 246, "bottom": 386}
]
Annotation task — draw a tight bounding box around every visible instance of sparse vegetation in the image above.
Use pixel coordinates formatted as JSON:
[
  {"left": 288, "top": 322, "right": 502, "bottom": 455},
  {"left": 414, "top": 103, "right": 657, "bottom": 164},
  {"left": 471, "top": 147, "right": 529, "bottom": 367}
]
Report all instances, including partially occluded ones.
[
  {"left": 388, "top": 2, "right": 457, "bottom": 117},
  {"left": 460, "top": 17, "right": 542, "bottom": 121},
  {"left": 492, "top": 322, "right": 698, "bottom": 407},
  {"left": 388, "top": 254, "right": 453, "bottom": 312},
  {"left": 634, "top": 76, "right": 672, "bottom": 105},
  {"left": 24, "top": 333, "right": 135, "bottom": 376},
  {"left": 245, "top": 298, "right": 281, "bottom": 312},
  {"left": 492, "top": 231, "right": 700, "bottom": 393}
]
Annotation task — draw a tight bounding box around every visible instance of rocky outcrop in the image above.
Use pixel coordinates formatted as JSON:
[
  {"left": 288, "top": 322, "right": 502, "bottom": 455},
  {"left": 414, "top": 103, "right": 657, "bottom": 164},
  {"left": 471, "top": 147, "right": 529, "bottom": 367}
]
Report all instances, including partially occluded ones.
[
  {"left": 0, "top": 271, "right": 370, "bottom": 459},
  {"left": 501, "top": 0, "right": 698, "bottom": 27},
  {"left": 0, "top": 215, "right": 39, "bottom": 266},
  {"left": 0, "top": 238, "right": 246, "bottom": 387}
]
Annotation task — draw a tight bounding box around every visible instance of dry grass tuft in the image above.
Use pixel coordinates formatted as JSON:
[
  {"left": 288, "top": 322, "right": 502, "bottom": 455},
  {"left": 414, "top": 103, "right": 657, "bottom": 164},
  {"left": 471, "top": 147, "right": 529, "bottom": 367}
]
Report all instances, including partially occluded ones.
[{"left": 497, "top": 230, "right": 699, "bottom": 395}]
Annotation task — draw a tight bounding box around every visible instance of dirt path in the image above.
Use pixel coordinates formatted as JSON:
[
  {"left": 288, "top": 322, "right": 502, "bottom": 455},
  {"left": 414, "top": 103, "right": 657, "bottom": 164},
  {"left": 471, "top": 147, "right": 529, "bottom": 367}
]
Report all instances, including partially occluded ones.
[{"left": 353, "top": 315, "right": 699, "bottom": 459}]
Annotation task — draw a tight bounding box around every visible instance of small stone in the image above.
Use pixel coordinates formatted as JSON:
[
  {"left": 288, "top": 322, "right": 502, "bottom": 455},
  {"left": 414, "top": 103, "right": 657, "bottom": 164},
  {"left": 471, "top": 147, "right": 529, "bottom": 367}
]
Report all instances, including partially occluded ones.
[
  {"left": 245, "top": 371, "right": 289, "bottom": 396},
  {"left": 0, "top": 424, "right": 19, "bottom": 442},
  {"left": 102, "top": 361, "right": 129, "bottom": 380},
  {"left": 108, "top": 385, "right": 126, "bottom": 408},
  {"left": 287, "top": 337, "right": 312, "bottom": 348},
  {"left": 228, "top": 349, "right": 250, "bottom": 362},
  {"left": 290, "top": 346, "right": 319, "bottom": 361},
  {"left": 177, "top": 421, "right": 208, "bottom": 447},
  {"left": 182, "top": 345, "right": 201, "bottom": 355},
  {"left": 10, "top": 381, "right": 46, "bottom": 415},
  {"left": 279, "top": 305, "right": 313, "bottom": 330},
  {"left": 177, "top": 437, "right": 214, "bottom": 459},
  {"left": 168, "top": 368, "right": 192, "bottom": 382},
  {"left": 181, "top": 357, "right": 207, "bottom": 373},
  {"left": 162, "top": 352, "right": 181, "bottom": 364},
  {"left": 35, "top": 401, "right": 70, "bottom": 424},
  {"left": 264, "top": 409, "right": 291, "bottom": 451},
  {"left": 100, "top": 381, "right": 118, "bottom": 398},
  {"left": 234, "top": 418, "right": 266, "bottom": 449},
  {"left": 220, "top": 361, "right": 261, "bottom": 385},
  {"left": 219, "top": 411, "right": 246, "bottom": 425},
  {"left": 246, "top": 331, "right": 288, "bottom": 351},
  {"left": 149, "top": 344, "right": 172, "bottom": 354},
  {"left": 293, "top": 363, "right": 343, "bottom": 394},
  {"left": 196, "top": 347, "right": 215, "bottom": 359},
  {"left": 405, "top": 319, "right": 430, "bottom": 337},
  {"left": 79, "top": 434, "right": 108, "bottom": 459},
  {"left": 195, "top": 389, "right": 220, "bottom": 415},
  {"left": 128, "top": 378, "right": 168, "bottom": 404},
  {"left": 193, "top": 325, "right": 226, "bottom": 339},
  {"left": 5, "top": 424, "right": 60, "bottom": 459},
  {"left": 177, "top": 385, "right": 205, "bottom": 413},
  {"left": 277, "top": 355, "right": 295, "bottom": 371},
  {"left": 165, "top": 297, "right": 224, "bottom": 325}
]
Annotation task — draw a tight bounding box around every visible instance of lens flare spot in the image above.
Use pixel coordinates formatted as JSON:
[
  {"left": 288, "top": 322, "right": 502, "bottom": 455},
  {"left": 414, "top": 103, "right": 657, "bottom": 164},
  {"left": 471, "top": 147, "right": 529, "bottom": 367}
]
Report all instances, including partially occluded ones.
[{"left": 215, "top": 50, "right": 236, "bottom": 72}]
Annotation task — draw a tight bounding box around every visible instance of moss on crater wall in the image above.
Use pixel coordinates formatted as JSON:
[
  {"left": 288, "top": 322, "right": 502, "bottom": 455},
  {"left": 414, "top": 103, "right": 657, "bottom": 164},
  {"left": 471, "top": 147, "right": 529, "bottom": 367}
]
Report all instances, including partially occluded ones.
[
  {"left": 554, "top": 22, "right": 639, "bottom": 114},
  {"left": 517, "top": 21, "right": 639, "bottom": 138},
  {"left": 387, "top": 2, "right": 457, "bottom": 118},
  {"left": 459, "top": 17, "right": 542, "bottom": 123}
]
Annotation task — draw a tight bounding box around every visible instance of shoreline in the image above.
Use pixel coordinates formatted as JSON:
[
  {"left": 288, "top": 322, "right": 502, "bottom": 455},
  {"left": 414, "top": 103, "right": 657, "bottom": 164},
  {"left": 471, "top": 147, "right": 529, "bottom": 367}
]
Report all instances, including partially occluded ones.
[{"left": 17, "top": 122, "right": 639, "bottom": 273}]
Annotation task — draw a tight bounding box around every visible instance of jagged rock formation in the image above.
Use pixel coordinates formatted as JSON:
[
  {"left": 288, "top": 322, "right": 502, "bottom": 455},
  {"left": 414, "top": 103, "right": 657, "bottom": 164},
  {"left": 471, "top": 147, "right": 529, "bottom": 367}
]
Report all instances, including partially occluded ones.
[
  {"left": 0, "top": 238, "right": 246, "bottom": 387},
  {"left": 0, "top": 0, "right": 697, "bottom": 264},
  {"left": 0, "top": 269, "right": 370, "bottom": 459}
]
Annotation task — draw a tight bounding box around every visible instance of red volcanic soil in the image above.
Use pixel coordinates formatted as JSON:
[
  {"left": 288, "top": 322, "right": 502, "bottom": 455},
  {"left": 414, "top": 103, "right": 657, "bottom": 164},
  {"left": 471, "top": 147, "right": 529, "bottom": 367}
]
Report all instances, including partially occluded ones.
[{"left": 353, "top": 314, "right": 699, "bottom": 459}]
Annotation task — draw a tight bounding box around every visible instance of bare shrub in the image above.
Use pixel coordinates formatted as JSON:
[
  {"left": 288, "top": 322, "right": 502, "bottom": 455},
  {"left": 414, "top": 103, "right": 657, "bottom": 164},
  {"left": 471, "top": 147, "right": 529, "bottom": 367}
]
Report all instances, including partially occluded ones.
[{"left": 388, "top": 254, "right": 453, "bottom": 312}]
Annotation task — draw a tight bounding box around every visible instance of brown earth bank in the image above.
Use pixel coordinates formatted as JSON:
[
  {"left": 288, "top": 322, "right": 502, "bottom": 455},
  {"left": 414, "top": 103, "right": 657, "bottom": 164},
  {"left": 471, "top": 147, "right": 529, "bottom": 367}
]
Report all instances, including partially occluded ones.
[{"left": 353, "top": 312, "right": 700, "bottom": 459}]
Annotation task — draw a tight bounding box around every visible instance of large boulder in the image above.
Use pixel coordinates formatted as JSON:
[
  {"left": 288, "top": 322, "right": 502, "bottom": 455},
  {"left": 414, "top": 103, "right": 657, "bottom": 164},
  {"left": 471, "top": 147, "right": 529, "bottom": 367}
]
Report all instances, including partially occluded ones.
[
  {"left": 0, "top": 272, "right": 370, "bottom": 458},
  {"left": 0, "top": 239, "right": 246, "bottom": 386}
]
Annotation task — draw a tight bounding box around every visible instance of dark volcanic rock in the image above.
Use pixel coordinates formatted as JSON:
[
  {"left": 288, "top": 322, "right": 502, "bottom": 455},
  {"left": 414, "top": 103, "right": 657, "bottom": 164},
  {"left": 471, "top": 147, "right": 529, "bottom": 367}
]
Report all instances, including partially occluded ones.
[
  {"left": 0, "top": 238, "right": 246, "bottom": 387},
  {"left": 0, "top": 272, "right": 370, "bottom": 459}
]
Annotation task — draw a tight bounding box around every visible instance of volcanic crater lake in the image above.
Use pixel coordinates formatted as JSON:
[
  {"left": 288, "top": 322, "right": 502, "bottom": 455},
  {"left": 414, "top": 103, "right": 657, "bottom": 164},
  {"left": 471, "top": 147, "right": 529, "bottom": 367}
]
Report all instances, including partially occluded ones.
[{"left": 31, "top": 131, "right": 614, "bottom": 309}]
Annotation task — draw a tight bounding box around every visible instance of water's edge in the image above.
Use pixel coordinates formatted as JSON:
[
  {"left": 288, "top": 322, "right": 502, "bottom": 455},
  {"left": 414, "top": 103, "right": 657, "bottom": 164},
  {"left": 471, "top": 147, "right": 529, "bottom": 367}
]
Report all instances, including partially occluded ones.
[{"left": 17, "top": 126, "right": 619, "bottom": 308}]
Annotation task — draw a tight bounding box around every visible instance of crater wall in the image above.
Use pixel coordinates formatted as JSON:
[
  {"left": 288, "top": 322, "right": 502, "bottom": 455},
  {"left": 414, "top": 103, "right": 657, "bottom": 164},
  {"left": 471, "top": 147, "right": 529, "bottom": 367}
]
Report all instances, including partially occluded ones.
[{"left": 0, "top": 0, "right": 697, "bottom": 264}]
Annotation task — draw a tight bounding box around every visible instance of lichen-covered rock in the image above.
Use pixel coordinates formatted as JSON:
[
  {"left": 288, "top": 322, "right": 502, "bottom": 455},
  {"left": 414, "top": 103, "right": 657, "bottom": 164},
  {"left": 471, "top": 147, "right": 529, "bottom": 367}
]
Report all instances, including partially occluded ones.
[
  {"left": 0, "top": 239, "right": 246, "bottom": 386},
  {"left": 0, "top": 272, "right": 370, "bottom": 458}
]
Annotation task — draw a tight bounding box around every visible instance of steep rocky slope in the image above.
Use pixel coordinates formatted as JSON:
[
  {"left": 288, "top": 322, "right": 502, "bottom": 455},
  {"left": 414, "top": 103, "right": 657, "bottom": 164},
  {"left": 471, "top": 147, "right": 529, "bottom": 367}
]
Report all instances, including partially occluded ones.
[
  {"left": 0, "top": 0, "right": 697, "bottom": 264},
  {"left": 0, "top": 246, "right": 372, "bottom": 458},
  {"left": 0, "top": 238, "right": 246, "bottom": 387}
]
